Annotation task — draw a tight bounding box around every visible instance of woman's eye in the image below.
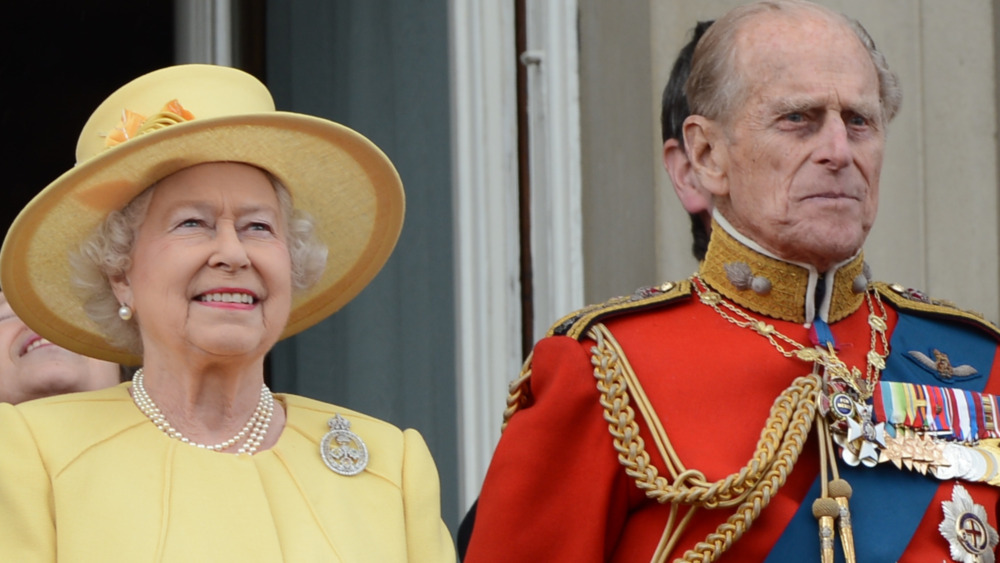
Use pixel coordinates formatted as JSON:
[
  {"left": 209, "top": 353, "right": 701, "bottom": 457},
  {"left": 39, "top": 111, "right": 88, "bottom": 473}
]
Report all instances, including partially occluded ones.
[
  {"left": 247, "top": 222, "right": 274, "bottom": 233},
  {"left": 178, "top": 218, "right": 203, "bottom": 228}
]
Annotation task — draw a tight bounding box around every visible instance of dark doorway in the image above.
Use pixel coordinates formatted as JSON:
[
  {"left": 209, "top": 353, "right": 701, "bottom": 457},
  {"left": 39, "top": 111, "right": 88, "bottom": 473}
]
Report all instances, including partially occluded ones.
[{"left": 0, "top": 1, "right": 174, "bottom": 242}]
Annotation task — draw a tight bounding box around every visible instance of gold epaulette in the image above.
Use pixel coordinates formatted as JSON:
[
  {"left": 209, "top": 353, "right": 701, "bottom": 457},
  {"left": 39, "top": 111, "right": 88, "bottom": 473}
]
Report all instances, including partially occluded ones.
[
  {"left": 502, "top": 280, "right": 691, "bottom": 431},
  {"left": 875, "top": 281, "right": 1000, "bottom": 342},
  {"left": 547, "top": 280, "right": 693, "bottom": 340}
]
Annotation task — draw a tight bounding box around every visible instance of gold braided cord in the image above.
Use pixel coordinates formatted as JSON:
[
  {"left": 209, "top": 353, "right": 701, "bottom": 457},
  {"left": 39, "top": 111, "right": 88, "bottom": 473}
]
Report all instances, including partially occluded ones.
[
  {"left": 603, "top": 324, "right": 690, "bottom": 485},
  {"left": 589, "top": 324, "right": 818, "bottom": 506},
  {"left": 501, "top": 352, "right": 535, "bottom": 432},
  {"left": 588, "top": 324, "right": 821, "bottom": 562}
]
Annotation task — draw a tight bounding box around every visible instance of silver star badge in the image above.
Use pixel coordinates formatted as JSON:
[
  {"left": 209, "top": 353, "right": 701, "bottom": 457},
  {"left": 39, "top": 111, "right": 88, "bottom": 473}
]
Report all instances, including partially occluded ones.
[{"left": 940, "top": 483, "right": 998, "bottom": 563}]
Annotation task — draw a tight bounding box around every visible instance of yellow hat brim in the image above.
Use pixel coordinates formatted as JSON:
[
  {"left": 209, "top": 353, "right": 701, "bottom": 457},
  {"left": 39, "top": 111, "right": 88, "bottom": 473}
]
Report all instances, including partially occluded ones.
[{"left": 0, "top": 101, "right": 403, "bottom": 366}]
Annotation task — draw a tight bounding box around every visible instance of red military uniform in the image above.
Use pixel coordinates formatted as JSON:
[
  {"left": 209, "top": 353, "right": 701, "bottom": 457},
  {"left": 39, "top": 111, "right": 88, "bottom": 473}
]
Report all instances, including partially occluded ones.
[{"left": 466, "top": 224, "right": 1000, "bottom": 562}]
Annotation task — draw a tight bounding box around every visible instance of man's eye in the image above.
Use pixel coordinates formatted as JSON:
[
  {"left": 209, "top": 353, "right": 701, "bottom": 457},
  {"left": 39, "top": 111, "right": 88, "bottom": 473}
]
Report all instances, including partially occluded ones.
[
  {"left": 784, "top": 113, "right": 805, "bottom": 123},
  {"left": 847, "top": 115, "right": 868, "bottom": 127}
]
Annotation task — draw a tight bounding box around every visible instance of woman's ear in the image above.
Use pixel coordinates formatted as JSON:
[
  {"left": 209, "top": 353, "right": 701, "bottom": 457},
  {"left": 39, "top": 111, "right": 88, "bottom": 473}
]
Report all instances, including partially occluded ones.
[
  {"left": 662, "top": 138, "right": 712, "bottom": 215},
  {"left": 682, "top": 115, "right": 729, "bottom": 197},
  {"left": 109, "top": 274, "right": 133, "bottom": 308}
]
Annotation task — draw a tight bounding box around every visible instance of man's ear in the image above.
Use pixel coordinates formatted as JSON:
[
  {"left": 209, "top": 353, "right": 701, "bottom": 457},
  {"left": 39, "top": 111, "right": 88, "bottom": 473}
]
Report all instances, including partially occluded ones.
[
  {"left": 682, "top": 115, "right": 729, "bottom": 197},
  {"left": 662, "top": 138, "right": 712, "bottom": 215}
]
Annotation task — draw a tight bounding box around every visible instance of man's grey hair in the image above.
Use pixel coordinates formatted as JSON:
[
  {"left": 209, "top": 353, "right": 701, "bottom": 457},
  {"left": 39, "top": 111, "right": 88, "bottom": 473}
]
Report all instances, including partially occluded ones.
[{"left": 685, "top": 0, "right": 902, "bottom": 126}]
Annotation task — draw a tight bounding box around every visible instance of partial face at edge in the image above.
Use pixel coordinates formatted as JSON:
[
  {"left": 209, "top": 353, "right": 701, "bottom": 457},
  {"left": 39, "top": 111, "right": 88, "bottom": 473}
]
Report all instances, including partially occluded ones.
[{"left": 0, "top": 292, "right": 120, "bottom": 404}]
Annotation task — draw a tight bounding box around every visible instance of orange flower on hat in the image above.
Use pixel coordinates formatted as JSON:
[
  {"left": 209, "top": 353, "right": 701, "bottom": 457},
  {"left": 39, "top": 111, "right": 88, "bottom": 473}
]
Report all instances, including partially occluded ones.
[
  {"left": 104, "top": 109, "right": 145, "bottom": 147},
  {"left": 104, "top": 99, "right": 195, "bottom": 148},
  {"left": 161, "top": 99, "right": 195, "bottom": 121}
]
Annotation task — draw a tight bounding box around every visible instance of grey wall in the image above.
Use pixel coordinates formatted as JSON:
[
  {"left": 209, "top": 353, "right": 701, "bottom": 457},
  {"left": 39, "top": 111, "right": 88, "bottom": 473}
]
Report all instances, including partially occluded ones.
[
  {"left": 264, "top": 0, "right": 459, "bottom": 532},
  {"left": 578, "top": 0, "right": 659, "bottom": 304}
]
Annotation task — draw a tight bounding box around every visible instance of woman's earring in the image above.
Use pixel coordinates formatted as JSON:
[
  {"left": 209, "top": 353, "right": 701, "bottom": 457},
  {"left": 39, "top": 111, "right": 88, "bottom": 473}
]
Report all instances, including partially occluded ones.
[{"left": 118, "top": 303, "right": 133, "bottom": 321}]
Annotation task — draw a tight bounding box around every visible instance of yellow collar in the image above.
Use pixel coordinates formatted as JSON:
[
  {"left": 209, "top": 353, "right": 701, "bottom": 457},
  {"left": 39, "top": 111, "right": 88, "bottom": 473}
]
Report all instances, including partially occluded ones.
[{"left": 698, "top": 219, "right": 867, "bottom": 324}]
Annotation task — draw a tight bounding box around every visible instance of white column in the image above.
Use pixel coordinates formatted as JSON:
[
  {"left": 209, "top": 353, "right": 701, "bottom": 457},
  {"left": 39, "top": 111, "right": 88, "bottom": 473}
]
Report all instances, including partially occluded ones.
[
  {"left": 524, "top": 0, "right": 585, "bottom": 338},
  {"left": 174, "top": 0, "right": 232, "bottom": 65},
  {"left": 449, "top": 0, "right": 523, "bottom": 511}
]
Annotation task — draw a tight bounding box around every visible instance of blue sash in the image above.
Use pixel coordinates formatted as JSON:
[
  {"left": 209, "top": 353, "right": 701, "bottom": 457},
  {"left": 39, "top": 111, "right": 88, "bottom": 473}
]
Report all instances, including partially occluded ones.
[{"left": 765, "top": 310, "right": 997, "bottom": 561}]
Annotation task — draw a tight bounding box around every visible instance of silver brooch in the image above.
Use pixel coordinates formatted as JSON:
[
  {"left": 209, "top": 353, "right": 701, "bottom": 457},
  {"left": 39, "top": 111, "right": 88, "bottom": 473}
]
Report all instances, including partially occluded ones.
[
  {"left": 320, "top": 414, "right": 369, "bottom": 476},
  {"left": 939, "top": 483, "right": 998, "bottom": 563}
]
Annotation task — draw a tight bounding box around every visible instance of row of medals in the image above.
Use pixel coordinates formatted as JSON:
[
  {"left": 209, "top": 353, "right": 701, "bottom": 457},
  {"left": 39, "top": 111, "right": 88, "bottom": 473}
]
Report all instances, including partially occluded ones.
[{"left": 818, "top": 357, "right": 1000, "bottom": 487}]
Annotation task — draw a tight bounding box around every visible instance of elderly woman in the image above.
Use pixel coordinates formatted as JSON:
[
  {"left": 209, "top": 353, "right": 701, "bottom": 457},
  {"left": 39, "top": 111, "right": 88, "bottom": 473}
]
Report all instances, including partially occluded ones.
[
  {"left": 0, "top": 290, "right": 120, "bottom": 404},
  {"left": 0, "top": 65, "right": 454, "bottom": 561}
]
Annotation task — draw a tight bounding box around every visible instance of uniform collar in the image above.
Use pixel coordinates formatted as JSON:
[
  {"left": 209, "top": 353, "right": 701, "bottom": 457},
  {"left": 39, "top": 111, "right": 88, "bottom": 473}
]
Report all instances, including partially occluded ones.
[{"left": 699, "top": 212, "right": 869, "bottom": 325}]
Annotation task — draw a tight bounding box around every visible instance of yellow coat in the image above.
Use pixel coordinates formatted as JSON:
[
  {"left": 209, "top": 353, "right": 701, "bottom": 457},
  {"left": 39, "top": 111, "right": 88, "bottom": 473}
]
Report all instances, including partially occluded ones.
[{"left": 0, "top": 383, "right": 456, "bottom": 562}]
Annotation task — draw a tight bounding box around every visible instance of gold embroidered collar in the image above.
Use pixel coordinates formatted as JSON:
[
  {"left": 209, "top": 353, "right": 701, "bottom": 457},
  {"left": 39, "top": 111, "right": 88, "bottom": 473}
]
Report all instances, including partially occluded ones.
[{"left": 699, "top": 216, "right": 867, "bottom": 324}]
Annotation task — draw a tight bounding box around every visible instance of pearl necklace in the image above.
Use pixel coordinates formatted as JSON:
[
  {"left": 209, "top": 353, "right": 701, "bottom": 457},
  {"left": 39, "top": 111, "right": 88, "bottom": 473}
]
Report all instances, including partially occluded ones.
[{"left": 130, "top": 368, "right": 274, "bottom": 455}]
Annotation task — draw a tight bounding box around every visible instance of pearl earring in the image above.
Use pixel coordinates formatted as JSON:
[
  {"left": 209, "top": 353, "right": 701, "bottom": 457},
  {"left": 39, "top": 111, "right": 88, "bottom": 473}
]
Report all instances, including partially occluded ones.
[{"left": 118, "top": 303, "right": 133, "bottom": 321}]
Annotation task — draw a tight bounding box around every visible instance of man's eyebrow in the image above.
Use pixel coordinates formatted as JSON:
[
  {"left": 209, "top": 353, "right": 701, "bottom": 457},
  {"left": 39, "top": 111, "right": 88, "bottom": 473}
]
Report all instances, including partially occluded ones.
[
  {"left": 771, "top": 99, "right": 812, "bottom": 115},
  {"left": 769, "top": 97, "right": 881, "bottom": 120},
  {"left": 844, "top": 101, "right": 882, "bottom": 120}
]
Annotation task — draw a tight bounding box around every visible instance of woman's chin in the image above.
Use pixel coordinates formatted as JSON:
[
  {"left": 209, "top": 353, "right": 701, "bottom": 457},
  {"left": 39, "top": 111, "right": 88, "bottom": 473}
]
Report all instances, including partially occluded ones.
[{"left": 196, "top": 341, "right": 267, "bottom": 359}]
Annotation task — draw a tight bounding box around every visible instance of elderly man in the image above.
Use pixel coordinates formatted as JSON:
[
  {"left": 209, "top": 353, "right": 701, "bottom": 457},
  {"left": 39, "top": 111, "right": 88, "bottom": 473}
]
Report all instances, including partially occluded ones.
[
  {"left": 455, "top": 21, "right": 715, "bottom": 562},
  {"left": 465, "top": 2, "right": 1000, "bottom": 562}
]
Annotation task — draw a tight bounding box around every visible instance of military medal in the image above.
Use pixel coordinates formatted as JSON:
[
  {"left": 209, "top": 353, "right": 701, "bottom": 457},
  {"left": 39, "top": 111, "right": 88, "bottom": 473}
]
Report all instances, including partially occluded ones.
[
  {"left": 940, "top": 484, "right": 999, "bottom": 563},
  {"left": 868, "top": 379, "right": 1000, "bottom": 487},
  {"left": 821, "top": 384, "right": 886, "bottom": 468},
  {"left": 320, "top": 414, "right": 369, "bottom": 476},
  {"left": 689, "top": 273, "right": 1000, "bottom": 562}
]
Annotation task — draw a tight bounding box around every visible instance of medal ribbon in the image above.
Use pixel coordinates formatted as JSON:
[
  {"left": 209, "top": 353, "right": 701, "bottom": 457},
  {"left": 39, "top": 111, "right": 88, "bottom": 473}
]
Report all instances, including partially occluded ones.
[
  {"left": 984, "top": 394, "right": 999, "bottom": 438},
  {"left": 769, "top": 309, "right": 998, "bottom": 560},
  {"left": 869, "top": 381, "right": 1000, "bottom": 443}
]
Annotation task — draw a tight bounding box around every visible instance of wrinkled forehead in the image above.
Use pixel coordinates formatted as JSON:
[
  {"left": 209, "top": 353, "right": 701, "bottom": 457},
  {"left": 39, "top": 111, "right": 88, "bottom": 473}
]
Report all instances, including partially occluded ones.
[
  {"left": 738, "top": 6, "right": 858, "bottom": 60},
  {"left": 732, "top": 9, "right": 876, "bottom": 94}
]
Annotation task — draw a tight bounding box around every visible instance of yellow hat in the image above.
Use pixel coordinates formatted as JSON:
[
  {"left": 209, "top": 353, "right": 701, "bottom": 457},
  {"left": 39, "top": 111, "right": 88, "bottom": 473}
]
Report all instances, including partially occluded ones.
[{"left": 0, "top": 64, "right": 404, "bottom": 365}]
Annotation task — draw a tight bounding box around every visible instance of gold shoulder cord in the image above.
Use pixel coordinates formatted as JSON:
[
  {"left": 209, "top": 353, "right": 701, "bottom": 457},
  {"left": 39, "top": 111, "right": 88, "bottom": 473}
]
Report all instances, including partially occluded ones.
[
  {"left": 502, "top": 353, "right": 535, "bottom": 432},
  {"left": 588, "top": 323, "right": 821, "bottom": 563},
  {"left": 501, "top": 282, "right": 690, "bottom": 430}
]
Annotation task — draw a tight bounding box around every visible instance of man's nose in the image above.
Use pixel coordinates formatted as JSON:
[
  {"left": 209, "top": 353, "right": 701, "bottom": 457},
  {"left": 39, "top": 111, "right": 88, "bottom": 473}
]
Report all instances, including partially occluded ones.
[{"left": 815, "top": 114, "right": 852, "bottom": 170}]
